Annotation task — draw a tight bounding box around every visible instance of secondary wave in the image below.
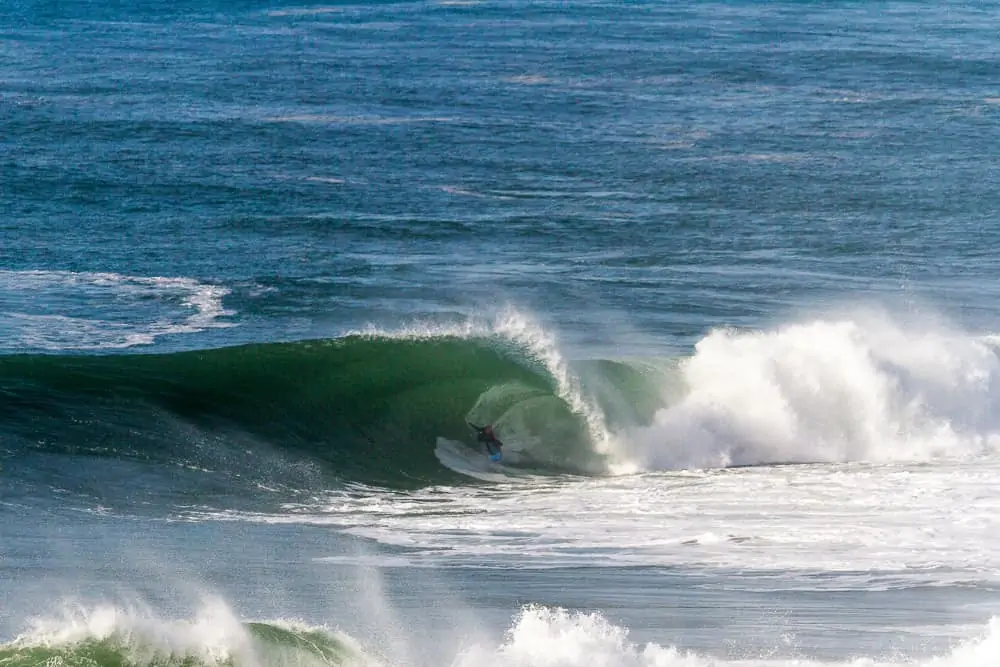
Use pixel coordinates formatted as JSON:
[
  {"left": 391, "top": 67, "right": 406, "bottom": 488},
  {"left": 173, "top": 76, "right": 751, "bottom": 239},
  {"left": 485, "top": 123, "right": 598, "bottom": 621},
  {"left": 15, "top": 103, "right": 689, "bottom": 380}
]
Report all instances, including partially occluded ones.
[
  {"left": 1, "top": 598, "right": 369, "bottom": 667},
  {"left": 0, "top": 270, "right": 234, "bottom": 352},
  {"left": 4, "top": 599, "right": 998, "bottom": 667}
]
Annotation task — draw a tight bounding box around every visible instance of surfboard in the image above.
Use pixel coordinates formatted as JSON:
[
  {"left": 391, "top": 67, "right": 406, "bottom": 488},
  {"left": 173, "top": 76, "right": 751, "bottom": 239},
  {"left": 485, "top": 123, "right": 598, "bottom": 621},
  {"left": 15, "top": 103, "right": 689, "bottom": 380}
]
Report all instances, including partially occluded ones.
[{"left": 434, "top": 437, "right": 508, "bottom": 482}]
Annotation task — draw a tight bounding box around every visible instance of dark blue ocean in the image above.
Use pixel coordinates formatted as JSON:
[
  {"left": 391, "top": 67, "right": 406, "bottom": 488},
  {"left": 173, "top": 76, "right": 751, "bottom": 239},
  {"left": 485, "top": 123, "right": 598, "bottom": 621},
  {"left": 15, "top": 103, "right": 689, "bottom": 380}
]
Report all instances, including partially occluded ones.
[{"left": 4, "top": 2, "right": 1000, "bottom": 666}]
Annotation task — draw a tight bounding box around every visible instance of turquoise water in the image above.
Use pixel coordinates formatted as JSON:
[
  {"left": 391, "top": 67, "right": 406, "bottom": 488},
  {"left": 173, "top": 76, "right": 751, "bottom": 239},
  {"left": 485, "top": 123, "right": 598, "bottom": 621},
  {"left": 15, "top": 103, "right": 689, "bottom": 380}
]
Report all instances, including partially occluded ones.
[{"left": 4, "top": 2, "right": 1000, "bottom": 665}]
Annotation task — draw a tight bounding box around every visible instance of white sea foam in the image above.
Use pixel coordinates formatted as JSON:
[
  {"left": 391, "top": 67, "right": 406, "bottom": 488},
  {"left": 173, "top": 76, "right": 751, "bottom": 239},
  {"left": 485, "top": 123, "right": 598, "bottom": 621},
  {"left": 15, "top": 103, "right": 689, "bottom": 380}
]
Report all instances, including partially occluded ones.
[
  {"left": 349, "top": 308, "right": 1000, "bottom": 475},
  {"left": 0, "top": 270, "right": 235, "bottom": 351},
  {"left": 11, "top": 600, "right": 1000, "bottom": 667},
  {"left": 20, "top": 597, "right": 250, "bottom": 660},
  {"left": 168, "top": 309, "right": 1000, "bottom": 577},
  {"left": 623, "top": 312, "right": 1000, "bottom": 470},
  {"left": 265, "top": 6, "right": 348, "bottom": 16},
  {"left": 266, "top": 115, "right": 454, "bottom": 124},
  {"left": 189, "top": 457, "right": 1000, "bottom": 578},
  {"left": 304, "top": 176, "right": 347, "bottom": 184},
  {"left": 458, "top": 607, "right": 1000, "bottom": 667}
]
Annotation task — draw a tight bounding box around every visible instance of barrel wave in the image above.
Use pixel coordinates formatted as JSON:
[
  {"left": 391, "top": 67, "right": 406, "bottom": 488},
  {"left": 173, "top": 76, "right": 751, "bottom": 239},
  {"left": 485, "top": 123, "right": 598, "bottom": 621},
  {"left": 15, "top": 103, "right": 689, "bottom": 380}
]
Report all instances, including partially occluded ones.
[
  {"left": 6, "top": 310, "right": 1000, "bottom": 492},
  {"left": 0, "top": 333, "right": 661, "bottom": 487}
]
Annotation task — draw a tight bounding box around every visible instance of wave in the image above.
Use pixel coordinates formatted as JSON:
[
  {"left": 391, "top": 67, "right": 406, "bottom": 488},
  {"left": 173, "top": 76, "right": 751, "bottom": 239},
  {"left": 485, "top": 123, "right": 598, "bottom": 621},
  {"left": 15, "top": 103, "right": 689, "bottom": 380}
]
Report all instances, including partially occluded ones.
[
  {"left": 0, "top": 312, "right": 662, "bottom": 487},
  {"left": 4, "top": 599, "right": 998, "bottom": 667},
  {"left": 456, "top": 606, "right": 1000, "bottom": 667},
  {"left": 4, "top": 305, "right": 1000, "bottom": 489},
  {"left": 1, "top": 598, "right": 369, "bottom": 667}
]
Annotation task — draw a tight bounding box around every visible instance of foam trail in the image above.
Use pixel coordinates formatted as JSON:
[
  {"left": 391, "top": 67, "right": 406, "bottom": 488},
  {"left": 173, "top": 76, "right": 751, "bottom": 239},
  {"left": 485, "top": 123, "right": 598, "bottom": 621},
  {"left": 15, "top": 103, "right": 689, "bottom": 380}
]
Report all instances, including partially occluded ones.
[
  {"left": 0, "top": 270, "right": 235, "bottom": 351},
  {"left": 624, "top": 312, "right": 1000, "bottom": 470}
]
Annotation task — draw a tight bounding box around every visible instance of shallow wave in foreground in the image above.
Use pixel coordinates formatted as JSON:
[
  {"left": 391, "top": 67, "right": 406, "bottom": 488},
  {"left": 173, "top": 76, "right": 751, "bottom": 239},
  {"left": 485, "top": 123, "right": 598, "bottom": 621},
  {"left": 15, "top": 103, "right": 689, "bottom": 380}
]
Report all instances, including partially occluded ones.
[{"left": 5, "top": 597, "right": 998, "bottom": 667}]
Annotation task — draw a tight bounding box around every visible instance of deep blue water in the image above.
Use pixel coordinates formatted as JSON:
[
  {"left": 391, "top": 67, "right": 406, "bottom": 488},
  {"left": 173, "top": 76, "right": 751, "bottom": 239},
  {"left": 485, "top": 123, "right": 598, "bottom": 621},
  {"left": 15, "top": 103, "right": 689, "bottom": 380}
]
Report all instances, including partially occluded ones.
[{"left": 5, "top": 1, "right": 1000, "bottom": 354}]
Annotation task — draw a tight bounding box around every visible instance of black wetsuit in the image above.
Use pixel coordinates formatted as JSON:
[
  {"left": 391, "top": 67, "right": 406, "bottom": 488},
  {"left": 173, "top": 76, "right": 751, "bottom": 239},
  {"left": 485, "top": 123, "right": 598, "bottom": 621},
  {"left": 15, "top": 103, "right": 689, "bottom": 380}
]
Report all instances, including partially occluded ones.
[{"left": 468, "top": 422, "right": 503, "bottom": 456}]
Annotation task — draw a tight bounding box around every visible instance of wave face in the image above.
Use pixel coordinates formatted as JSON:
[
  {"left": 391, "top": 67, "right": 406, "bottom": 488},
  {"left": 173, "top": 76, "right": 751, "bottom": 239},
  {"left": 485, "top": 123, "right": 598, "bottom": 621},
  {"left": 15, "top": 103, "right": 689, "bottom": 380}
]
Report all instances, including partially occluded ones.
[
  {"left": 0, "top": 599, "right": 368, "bottom": 667},
  {"left": 0, "top": 324, "right": 661, "bottom": 487}
]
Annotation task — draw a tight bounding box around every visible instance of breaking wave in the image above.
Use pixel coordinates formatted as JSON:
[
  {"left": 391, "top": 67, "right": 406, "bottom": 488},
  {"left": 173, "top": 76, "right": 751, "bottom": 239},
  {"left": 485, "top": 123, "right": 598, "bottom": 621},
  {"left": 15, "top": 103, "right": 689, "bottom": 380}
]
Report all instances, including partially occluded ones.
[
  {"left": 624, "top": 311, "right": 1000, "bottom": 469},
  {"left": 3, "top": 306, "right": 1000, "bottom": 489},
  {"left": 4, "top": 599, "right": 998, "bottom": 667},
  {"left": 0, "top": 311, "right": 659, "bottom": 486}
]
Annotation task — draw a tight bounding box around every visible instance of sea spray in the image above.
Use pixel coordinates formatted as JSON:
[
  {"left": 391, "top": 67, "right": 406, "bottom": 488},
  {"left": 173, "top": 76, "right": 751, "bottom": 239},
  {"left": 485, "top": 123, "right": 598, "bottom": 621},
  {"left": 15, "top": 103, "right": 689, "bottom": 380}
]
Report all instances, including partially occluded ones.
[
  {"left": 3, "top": 597, "right": 377, "bottom": 667},
  {"left": 455, "top": 606, "right": 1000, "bottom": 667},
  {"left": 11, "top": 599, "right": 1000, "bottom": 667},
  {"left": 623, "top": 312, "right": 1000, "bottom": 470},
  {"left": 492, "top": 308, "right": 616, "bottom": 460}
]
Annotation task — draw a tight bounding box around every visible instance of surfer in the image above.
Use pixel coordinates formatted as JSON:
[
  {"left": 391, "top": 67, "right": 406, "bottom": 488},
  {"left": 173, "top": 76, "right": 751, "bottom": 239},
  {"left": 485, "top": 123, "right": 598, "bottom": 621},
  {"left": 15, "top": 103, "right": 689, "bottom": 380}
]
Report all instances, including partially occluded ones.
[{"left": 468, "top": 422, "right": 503, "bottom": 462}]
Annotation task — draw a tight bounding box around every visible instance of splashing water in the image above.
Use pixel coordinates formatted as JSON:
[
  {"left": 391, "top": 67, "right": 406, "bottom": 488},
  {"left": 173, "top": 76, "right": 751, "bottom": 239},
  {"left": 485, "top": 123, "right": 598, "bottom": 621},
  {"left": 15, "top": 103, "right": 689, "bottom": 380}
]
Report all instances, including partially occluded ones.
[
  {"left": 10, "top": 600, "right": 1000, "bottom": 667},
  {"left": 457, "top": 606, "right": 1000, "bottom": 667},
  {"left": 492, "top": 308, "right": 617, "bottom": 461},
  {"left": 7, "top": 597, "right": 377, "bottom": 667},
  {"left": 622, "top": 312, "right": 1000, "bottom": 470}
]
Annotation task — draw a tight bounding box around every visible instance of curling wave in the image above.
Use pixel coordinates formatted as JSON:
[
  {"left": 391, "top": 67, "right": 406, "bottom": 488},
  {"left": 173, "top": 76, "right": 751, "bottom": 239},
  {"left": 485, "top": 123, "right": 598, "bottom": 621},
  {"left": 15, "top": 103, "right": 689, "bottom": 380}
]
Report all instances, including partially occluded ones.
[
  {"left": 0, "top": 319, "right": 663, "bottom": 487},
  {"left": 4, "top": 308, "right": 998, "bottom": 489}
]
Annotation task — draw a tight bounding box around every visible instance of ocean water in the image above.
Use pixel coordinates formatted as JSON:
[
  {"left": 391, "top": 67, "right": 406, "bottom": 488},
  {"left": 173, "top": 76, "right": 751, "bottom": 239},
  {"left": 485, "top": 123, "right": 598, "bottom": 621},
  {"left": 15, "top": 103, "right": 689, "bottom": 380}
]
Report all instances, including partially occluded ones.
[{"left": 3, "top": 1, "right": 1000, "bottom": 665}]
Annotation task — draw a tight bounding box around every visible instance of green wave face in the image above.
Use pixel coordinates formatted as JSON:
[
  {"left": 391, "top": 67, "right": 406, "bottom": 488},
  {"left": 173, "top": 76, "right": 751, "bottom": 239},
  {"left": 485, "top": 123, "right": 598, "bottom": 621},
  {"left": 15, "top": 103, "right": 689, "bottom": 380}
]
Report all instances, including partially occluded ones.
[
  {"left": 0, "top": 336, "right": 668, "bottom": 486},
  {"left": 0, "top": 622, "right": 360, "bottom": 667}
]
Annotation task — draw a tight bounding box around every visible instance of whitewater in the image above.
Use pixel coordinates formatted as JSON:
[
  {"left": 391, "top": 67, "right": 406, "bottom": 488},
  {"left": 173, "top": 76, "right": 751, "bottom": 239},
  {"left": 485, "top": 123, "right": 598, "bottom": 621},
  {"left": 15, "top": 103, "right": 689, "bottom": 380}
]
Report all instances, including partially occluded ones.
[{"left": 7, "top": 600, "right": 1000, "bottom": 667}]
